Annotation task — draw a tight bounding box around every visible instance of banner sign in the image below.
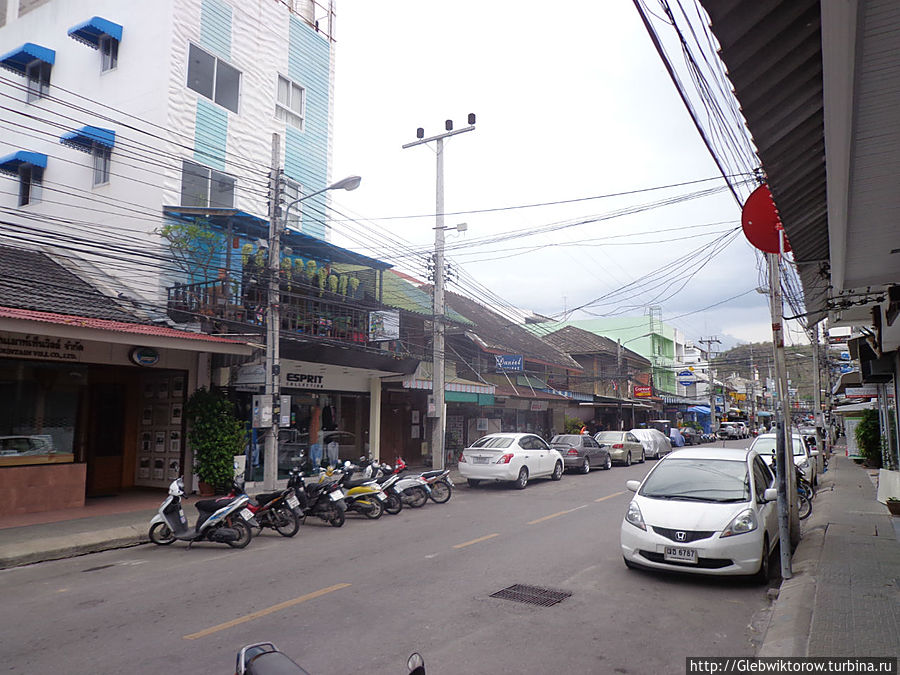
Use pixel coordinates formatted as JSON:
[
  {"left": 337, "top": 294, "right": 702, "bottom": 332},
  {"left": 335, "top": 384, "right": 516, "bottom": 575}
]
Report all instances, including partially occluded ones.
[
  {"left": 845, "top": 386, "right": 877, "bottom": 398},
  {"left": 634, "top": 385, "right": 652, "bottom": 398},
  {"left": 368, "top": 310, "right": 400, "bottom": 341},
  {"left": 0, "top": 332, "right": 85, "bottom": 362},
  {"left": 495, "top": 354, "right": 523, "bottom": 371}
]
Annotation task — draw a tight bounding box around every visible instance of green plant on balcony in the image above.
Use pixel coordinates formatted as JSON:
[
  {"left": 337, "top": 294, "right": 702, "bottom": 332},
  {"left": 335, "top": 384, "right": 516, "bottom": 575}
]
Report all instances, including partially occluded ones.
[
  {"left": 348, "top": 277, "right": 360, "bottom": 298},
  {"left": 339, "top": 275, "right": 349, "bottom": 296},
  {"left": 158, "top": 219, "right": 223, "bottom": 284},
  {"left": 241, "top": 243, "right": 254, "bottom": 267},
  {"left": 327, "top": 273, "right": 339, "bottom": 294},
  {"left": 280, "top": 259, "right": 293, "bottom": 290}
]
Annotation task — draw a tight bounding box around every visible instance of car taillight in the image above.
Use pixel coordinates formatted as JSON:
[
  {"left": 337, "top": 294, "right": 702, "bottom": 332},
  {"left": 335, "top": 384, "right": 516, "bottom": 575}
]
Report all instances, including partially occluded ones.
[
  {"left": 612, "top": 443, "right": 624, "bottom": 449},
  {"left": 458, "top": 452, "right": 466, "bottom": 463},
  {"left": 567, "top": 449, "right": 579, "bottom": 455},
  {"left": 496, "top": 454, "right": 514, "bottom": 464}
]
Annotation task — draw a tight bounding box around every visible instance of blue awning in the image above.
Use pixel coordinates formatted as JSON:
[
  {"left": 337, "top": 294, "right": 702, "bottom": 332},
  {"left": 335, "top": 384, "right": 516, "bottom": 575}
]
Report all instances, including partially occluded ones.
[
  {"left": 0, "top": 151, "right": 47, "bottom": 176},
  {"left": 687, "top": 405, "right": 710, "bottom": 415},
  {"left": 0, "top": 43, "right": 55, "bottom": 76},
  {"left": 59, "top": 126, "right": 116, "bottom": 153},
  {"left": 67, "top": 16, "right": 123, "bottom": 49}
]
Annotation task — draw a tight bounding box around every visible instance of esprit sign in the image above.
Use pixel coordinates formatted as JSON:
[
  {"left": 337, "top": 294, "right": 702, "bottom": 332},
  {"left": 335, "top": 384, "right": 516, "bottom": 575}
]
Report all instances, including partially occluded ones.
[{"left": 285, "top": 372, "right": 326, "bottom": 389}]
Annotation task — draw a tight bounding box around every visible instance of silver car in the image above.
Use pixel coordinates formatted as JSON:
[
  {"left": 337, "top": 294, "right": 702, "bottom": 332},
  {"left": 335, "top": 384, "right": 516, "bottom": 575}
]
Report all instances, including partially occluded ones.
[
  {"left": 595, "top": 431, "right": 645, "bottom": 466},
  {"left": 630, "top": 428, "right": 672, "bottom": 459}
]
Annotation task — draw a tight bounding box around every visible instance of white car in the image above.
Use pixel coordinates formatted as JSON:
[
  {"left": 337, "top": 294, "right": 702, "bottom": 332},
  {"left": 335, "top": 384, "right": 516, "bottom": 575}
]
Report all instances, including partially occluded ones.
[
  {"left": 459, "top": 433, "right": 564, "bottom": 489},
  {"left": 749, "top": 433, "right": 818, "bottom": 486},
  {"left": 630, "top": 428, "right": 672, "bottom": 459},
  {"left": 620, "top": 447, "right": 779, "bottom": 582}
]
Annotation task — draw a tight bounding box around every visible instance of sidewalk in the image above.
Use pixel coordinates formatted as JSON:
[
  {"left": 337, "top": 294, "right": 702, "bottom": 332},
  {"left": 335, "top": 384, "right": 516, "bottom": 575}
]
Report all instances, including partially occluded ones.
[{"left": 758, "top": 452, "right": 900, "bottom": 657}]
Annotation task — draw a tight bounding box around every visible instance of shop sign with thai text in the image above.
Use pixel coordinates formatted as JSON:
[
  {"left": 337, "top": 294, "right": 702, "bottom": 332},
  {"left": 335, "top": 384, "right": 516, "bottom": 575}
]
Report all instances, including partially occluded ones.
[{"left": 0, "top": 332, "right": 85, "bottom": 361}]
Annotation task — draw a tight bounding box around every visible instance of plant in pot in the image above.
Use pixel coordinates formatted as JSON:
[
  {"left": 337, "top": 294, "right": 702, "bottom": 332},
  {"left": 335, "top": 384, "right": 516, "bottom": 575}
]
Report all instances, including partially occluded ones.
[
  {"left": 185, "top": 386, "right": 247, "bottom": 495},
  {"left": 855, "top": 409, "right": 882, "bottom": 468},
  {"left": 887, "top": 497, "right": 900, "bottom": 516}
]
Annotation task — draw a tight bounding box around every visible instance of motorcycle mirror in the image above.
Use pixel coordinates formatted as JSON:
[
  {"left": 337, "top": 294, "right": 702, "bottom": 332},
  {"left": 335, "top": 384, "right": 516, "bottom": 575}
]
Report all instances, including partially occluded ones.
[
  {"left": 407, "top": 653, "right": 425, "bottom": 674},
  {"left": 344, "top": 460, "right": 352, "bottom": 468}
]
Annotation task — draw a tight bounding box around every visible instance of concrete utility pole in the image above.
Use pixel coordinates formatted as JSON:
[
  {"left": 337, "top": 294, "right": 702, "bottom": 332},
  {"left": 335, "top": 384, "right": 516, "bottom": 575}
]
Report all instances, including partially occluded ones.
[
  {"left": 263, "top": 133, "right": 282, "bottom": 490},
  {"left": 809, "top": 324, "right": 825, "bottom": 458},
  {"left": 699, "top": 337, "right": 721, "bottom": 434},
  {"left": 403, "top": 115, "right": 475, "bottom": 470}
]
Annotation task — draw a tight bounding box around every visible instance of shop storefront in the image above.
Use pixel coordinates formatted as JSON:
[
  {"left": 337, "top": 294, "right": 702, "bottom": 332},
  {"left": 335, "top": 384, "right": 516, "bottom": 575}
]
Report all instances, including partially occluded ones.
[{"left": 0, "top": 315, "right": 252, "bottom": 516}]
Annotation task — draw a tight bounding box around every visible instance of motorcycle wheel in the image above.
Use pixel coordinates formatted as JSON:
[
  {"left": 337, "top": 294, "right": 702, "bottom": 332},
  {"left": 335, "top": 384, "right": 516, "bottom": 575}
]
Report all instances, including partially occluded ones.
[
  {"left": 405, "top": 486, "right": 428, "bottom": 508},
  {"left": 363, "top": 498, "right": 384, "bottom": 519},
  {"left": 429, "top": 481, "right": 451, "bottom": 504},
  {"left": 226, "top": 520, "right": 253, "bottom": 549},
  {"left": 273, "top": 506, "right": 301, "bottom": 537},
  {"left": 149, "top": 522, "right": 176, "bottom": 546},
  {"left": 329, "top": 509, "right": 345, "bottom": 527},
  {"left": 384, "top": 493, "right": 403, "bottom": 515},
  {"left": 798, "top": 493, "right": 812, "bottom": 520}
]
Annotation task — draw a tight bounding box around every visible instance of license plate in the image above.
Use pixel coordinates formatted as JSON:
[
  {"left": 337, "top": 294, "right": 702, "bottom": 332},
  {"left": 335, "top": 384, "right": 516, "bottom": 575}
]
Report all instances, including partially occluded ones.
[
  {"left": 329, "top": 490, "right": 344, "bottom": 501},
  {"left": 664, "top": 546, "right": 697, "bottom": 564},
  {"left": 286, "top": 494, "right": 299, "bottom": 508},
  {"left": 375, "top": 492, "right": 387, "bottom": 501},
  {"left": 445, "top": 477, "right": 454, "bottom": 486},
  {"left": 240, "top": 508, "right": 254, "bottom": 521},
  {"left": 473, "top": 456, "right": 489, "bottom": 464}
]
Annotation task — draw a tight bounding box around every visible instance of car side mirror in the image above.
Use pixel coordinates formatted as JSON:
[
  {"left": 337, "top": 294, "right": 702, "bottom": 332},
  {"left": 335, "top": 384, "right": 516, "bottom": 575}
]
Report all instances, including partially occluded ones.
[
  {"left": 810, "top": 449, "right": 820, "bottom": 457},
  {"left": 763, "top": 487, "right": 777, "bottom": 502},
  {"left": 626, "top": 480, "right": 641, "bottom": 493}
]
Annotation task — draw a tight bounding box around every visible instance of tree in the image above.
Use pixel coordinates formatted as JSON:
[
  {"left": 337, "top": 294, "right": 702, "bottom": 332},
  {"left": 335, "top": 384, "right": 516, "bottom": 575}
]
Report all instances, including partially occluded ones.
[
  {"left": 159, "top": 219, "right": 224, "bottom": 284},
  {"left": 185, "top": 387, "right": 247, "bottom": 492}
]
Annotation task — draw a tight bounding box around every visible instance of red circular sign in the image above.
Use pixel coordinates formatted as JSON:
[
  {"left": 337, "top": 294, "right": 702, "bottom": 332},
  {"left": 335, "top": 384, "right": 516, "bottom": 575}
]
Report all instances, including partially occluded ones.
[{"left": 741, "top": 184, "right": 791, "bottom": 254}]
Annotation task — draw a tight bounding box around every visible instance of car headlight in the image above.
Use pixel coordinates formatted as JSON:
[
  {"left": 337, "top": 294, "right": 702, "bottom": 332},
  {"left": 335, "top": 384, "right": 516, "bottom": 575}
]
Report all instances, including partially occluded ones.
[
  {"left": 625, "top": 501, "right": 646, "bottom": 531},
  {"left": 720, "top": 508, "right": 758, "bottom": 538},
  {"left": 798, "top": 459, "right": 809, "bottom": 470}
]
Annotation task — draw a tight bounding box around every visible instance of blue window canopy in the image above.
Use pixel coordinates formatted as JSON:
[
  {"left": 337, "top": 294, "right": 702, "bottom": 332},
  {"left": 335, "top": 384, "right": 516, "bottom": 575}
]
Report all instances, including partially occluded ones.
[
  {"left": 0, "top": 150, "right": 47, "bottom": 176},
  {"left": 0, "top": 43, "right": 55, "bottom": 76},
  {"left": 67, "top": 17, "right": 123, "bottom": 49},
  {"left": 60, "top": 126, "right": 116, "bottom": 153}
]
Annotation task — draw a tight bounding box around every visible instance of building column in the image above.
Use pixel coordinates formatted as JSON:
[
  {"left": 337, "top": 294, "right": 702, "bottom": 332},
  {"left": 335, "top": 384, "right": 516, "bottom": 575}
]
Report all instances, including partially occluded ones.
[{"left": 369, "top": 377, "right": 382, "bottom": 462}]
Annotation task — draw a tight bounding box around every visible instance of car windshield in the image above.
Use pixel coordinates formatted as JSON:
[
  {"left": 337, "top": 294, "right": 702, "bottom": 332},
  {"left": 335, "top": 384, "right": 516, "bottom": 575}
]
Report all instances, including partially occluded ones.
[
  {"left": 469, "top": 436, "right": 515, "bottom": 449},
  {"left": 550, "top": 435, "right": 581, "bottom": 445},
  {"left": 752, "top": 436, "right": 806, "bottom": 457},
  {"left": 595, "top": 432, "right": 623, "bottom": 442},
  {"left": 639, "top": 458, "right": 750, "bottom": 502}
]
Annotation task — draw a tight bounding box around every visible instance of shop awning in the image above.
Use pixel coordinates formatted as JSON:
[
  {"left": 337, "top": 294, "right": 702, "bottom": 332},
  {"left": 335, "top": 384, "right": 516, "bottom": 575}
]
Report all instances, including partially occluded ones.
[
  {"left": 833, "top": 401, "right": 876, "bottom": 415},
  {"left": 402, "top": 377, "right": 495, "bottom": 396},
  {"left": 0, "top": 43, "right": 55, "bottom": 75},
  {"left": 0, "top": 151, "right": 47, "bottom": 176},
  {"left": 687, "top": 405, "right": 710, "bottom": 415},
  {"left": 67, "top": 16, "right": 123, "bottom": 49},
  {"left": 59, "top": 126, "right": 115, "bottom": 153},
  {"left": 832, "top": 370, "right": 862, "bottom": 396}
]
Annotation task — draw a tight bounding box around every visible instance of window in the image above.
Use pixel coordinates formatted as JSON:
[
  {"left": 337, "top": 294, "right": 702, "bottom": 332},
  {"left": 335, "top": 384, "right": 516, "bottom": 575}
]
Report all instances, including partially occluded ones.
[
  {"left": 26, "top": 60, "right": 51, "bottom": 102},
  {"left": 186, "top": 44, "right": 240, "bottom": 113},
  {"left": 100, "top": 35, "right": 118, "bottom": 71},
  {"left": 275, "top": 75, "right": 305, "bottom": 129},
  {"left": 180, "top": 160, "right": 234, "bottom": 208},
  {"left": 92, "top": 146, "right": 111, "bottom": 186},
  {"left": 18, "top": 164, "right": 42, "bottom": 205},
  {"left": 281, "top": 175, "right": 302, "bottom": 230}
]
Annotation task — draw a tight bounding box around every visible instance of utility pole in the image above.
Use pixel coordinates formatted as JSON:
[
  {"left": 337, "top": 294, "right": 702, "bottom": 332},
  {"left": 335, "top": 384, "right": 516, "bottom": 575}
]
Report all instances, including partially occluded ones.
[
  {"left": 403, "top": 114, "right": 476, "bottom": 470},
  {"left": 699, "top": 337, "right": 721, "bottom": 434},
  {"left": 264, "top": 133, "right": 282, "bottom": 490},
  {"left": 809, "top": 324, "right": 825, "bottom": 459}
]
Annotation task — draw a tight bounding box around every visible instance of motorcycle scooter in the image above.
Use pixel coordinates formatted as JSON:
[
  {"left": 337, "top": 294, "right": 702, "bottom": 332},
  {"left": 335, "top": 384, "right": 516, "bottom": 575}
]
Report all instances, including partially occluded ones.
[
  {"left": 338, "top": 461, "right": 388, "bottom": 519},
  {"left": 148, "top": 477, "right": 258, "bottom": 548},
  {"left": 287, "top": 466, "right": 347, "bottom": 527},
  {"left": 235, "top": 642, "right": 426, "bottom": 675}
]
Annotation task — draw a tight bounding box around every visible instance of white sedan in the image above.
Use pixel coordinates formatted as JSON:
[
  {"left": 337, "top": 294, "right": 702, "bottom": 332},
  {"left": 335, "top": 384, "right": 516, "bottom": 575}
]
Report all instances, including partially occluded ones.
[
  {"left": 459, "top": 433, "right": 564, "bottom": 489},
  {"left": 620, "top": 447, "right": 779, "bottom": 582},
  {"left": 630, "top": 428, "right": 672, "bottom": 459}
]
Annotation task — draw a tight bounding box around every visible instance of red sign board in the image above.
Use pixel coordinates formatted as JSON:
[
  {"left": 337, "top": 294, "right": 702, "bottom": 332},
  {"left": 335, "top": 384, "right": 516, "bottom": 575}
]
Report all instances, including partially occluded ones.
[
  {"left": 741, "top": 184, "right": 791, "bottom": 254},
  {"left": 634, "top": 386, "right": 652, "bottom": 398}
]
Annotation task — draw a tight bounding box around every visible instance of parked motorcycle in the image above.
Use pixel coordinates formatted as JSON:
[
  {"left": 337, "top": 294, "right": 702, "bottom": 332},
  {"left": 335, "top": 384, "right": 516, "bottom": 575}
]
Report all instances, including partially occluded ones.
[
  {"left": 338, "top": 461, "right": 387, "bottom": 519},
  {"left": 148, "top": 477, "right": 257, "bottom": 548},
  {"left": 227, "top": 479, "right": 301, "bottom": 537},
  {"left": 416, "top": 469, "right": 453, "bottom": 504},
  {"left": 288, "top": 467, "right": 347, "bottom": 527},
  {"left": 235, "top": 642, "right": 426, "bottom": 675}
]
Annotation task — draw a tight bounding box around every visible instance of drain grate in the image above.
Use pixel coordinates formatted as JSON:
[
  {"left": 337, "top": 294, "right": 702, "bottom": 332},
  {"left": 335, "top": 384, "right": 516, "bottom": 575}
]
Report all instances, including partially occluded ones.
[{"left": 489, "top": 584, "right": 571, "bottom": 607}]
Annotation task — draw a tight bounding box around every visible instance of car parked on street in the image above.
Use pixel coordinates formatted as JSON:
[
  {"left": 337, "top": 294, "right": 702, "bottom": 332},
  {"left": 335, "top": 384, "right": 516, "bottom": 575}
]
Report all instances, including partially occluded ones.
[
  {"left": 680, "top": 427, "right": 700, "bottom": 445},
  {"left": 594, "top": 430, "right": 645, "bottom": 466},
  {"left": 748, "top": 433, "right": 818, "bottom": 486},
  {"left": 459, "top": 433, "right": 564, "bottom": 489},
  {"left": 630, "top": 428, "right": 672, "bottom": 460},
  {"left": 735, "top": 422, "right": 749, "bottom": 439},
  {"left": 716, "top": 422, "right": 740, "bottom": 440},
  {"left": 550, "top": 434, "right": 612, "bottom": 473},
  {"left": 620, "top": 447, "right": 779, "bottom": 582}
]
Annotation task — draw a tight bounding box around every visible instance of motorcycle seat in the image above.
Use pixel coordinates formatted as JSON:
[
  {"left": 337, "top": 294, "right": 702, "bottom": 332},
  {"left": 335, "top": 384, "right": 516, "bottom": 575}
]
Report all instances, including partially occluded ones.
[
  {"left": 253, "top": 491, "right": 282, "bottom": 505},
  {"left": 246, "top": 650, "right": 311, "bottom": 675},
  {"left": 342, "top": 477, "right": 373, "bottom": 489},
  {"left": 419, "top": 470, "right": 444, "bottom": 479},
  {"left": 195, "top": 497, "right": 236, "bottom": 514}
]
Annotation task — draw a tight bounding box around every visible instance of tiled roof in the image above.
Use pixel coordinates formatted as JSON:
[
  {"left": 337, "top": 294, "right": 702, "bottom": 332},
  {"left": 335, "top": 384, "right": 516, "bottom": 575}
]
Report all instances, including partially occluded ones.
[
  {"left": 0, "top": 306, "right": 247, "bottom": 344},
  {"left": 436, "top": 289, "right": 582, "bottom": 371},
  {"left": 381, "top": 271, "right": 471, "bottom": 324},
  {"left": 543, "top": 325, "right": 650, "bottom": 366},
  {"left": 0, "top": 245, "right": 139, "bottom": 322}
]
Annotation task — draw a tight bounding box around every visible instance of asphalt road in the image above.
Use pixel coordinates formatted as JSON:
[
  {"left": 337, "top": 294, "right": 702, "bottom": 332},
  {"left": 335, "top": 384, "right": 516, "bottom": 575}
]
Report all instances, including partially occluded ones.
[{"left": 0, "top": 438, "right": 772, "bottom": 675}]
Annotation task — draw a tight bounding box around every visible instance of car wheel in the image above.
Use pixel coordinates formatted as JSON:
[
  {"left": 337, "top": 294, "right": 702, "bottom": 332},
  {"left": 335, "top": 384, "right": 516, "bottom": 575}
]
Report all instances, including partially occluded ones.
[
  {"left": 514, "top": 466, "right": 529, "bottom": 489},
  {"left": 752, "top": 535, "right": 771, "bottom": 584},
  {"left": 580, "top": 457, "right": 590, "bottom": 474},
  {"left": 624, "top": 452, "right": 631, "bottom": 467},
  {"left": 638, "top": 450, "right": 645, "bottom": 463},
  {"left": 551, "top": 461, "right": 563, "bottom": 481},
  {"left": 467, "top": 479, "right": 480, "bottom": 488},
  {"left": 603, "top": 454, "right": 612, "bottom": 470}
]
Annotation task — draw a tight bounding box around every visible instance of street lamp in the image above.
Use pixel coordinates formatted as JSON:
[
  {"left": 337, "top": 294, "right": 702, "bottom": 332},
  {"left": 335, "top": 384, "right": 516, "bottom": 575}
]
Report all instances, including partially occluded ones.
[{"left": 261, "top": 175, "right": 362, "bottom": 489}]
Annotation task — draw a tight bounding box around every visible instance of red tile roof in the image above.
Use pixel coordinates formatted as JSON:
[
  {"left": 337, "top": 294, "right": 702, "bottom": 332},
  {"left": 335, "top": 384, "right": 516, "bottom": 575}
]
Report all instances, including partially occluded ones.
[{"left": 0, "top": 306, "right": 247, "bottom": 344}]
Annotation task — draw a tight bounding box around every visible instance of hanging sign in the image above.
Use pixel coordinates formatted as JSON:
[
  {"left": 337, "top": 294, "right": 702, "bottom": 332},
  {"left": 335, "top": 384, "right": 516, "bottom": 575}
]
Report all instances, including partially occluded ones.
[
  {"left": 676, "top": 370, "right": 696, "bottom": 386},
  {"left": 495, "top": 355, "right": 524, "bottom": 371},
  {"left": 741, "top": 184, "right": 792, "bottom": 254},
  {"left": 634, "top": 385, "right": 652, "bottom": 398}
]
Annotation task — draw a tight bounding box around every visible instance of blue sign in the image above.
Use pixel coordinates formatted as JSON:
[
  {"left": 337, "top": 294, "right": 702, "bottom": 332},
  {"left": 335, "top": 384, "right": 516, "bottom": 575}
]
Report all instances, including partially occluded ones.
[
  {"left": 495, "top": 354, "right": 523, "bottom": 371},
  {"left": 677, "top": 370, "right": 696, "bottom": 386},
  {"left": 840, "top": 364, "right": 856, "bottom": 374}
]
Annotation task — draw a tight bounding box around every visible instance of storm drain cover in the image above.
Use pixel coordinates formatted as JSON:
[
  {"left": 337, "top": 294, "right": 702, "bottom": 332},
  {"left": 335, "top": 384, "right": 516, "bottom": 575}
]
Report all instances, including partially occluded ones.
[{"left": 489, "top": 584, "right": 571, "bottom": 607}]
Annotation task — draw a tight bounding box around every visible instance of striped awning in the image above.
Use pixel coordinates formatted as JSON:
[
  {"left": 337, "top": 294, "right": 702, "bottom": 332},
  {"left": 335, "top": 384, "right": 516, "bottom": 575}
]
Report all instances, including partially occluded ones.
[
  {"left": 0, "top": 43, "right": 55, "bottom": 76},
  {"left": 0, "top": 151, "right": 47, "bottom": 176},
  {"left": 60, "top": 126, "right": 116, "bottom": 153},
  {"left": 68, "top": 16, "right": 123, "bottom": 49},
  {"left": 402, "top": 377, "right": 495, "bottom": 395}
]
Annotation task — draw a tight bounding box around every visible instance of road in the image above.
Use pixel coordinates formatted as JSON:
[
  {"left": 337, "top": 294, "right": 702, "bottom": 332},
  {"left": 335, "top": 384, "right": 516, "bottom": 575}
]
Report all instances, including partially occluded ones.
[{"left": 0, "top": 438, "right": 773, "bottom": 674}]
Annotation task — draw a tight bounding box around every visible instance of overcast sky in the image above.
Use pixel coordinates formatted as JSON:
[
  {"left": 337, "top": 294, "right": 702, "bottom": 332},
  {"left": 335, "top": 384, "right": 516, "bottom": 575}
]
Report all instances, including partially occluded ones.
[{"left": 328, "top": 1, "right": 795, "bottom": 351}]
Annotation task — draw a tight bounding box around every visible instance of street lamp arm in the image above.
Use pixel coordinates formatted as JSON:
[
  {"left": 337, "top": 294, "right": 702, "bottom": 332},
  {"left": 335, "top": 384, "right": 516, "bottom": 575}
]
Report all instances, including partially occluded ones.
[{"left": 282, "top": 175, "right": 362, "bottom": 225}]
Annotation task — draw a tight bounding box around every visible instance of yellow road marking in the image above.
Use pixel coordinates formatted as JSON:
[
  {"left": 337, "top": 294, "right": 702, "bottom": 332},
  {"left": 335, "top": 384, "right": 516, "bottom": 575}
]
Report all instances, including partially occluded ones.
[
  {"left": 452, "top": 533, "right": 500, "bottom": 549},
  {"left": 183, "top": 583, "right": 351, "bottom": 640},
  {"left": 527, "top": 504, "right": 587, "bottom": 525},
  {"left": 595, "top": 491, "right": 625, "bottom": 503}
]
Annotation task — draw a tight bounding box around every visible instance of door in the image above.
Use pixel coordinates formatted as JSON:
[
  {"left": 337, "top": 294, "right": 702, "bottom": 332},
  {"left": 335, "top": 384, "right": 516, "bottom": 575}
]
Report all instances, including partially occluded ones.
[
  {"left": 85, "top": 383, "right": 125, "bottom": 496},
  {"left": 625, "top": 432, "right": 642, "bottom": 461},
  {"left": 583, "top": 437, "right": 598, "bottom": 466},
  {"left": 533, "top": 435, "right": 555, "bottom": 475}
]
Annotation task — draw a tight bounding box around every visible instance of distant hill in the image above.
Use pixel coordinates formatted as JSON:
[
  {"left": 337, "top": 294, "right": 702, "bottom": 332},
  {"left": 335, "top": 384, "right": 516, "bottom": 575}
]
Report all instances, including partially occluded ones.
[{"left": 712, "top": 341, "right": 818, "bottom": 403}]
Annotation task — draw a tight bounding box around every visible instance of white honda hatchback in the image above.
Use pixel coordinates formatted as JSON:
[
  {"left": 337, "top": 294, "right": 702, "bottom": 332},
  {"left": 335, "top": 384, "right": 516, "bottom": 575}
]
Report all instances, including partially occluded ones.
[
  {"left": 459, "top": 433, "right": 564, "bottom": 489},
  {"left": 620, "top": 447, "right": 779, "bottom": 583}
]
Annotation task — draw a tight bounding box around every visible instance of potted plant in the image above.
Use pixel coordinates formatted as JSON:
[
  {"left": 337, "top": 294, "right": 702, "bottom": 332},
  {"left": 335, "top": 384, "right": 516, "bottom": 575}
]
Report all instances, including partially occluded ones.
[
  {"left": 185, "top": 387, "right": 247, "bottom": 495},
  {"left": 887, "top": 498, "right": 900, "bottom": 516},
  {"left": 855, "top": 409, "right": 882, "bottom": 468}
]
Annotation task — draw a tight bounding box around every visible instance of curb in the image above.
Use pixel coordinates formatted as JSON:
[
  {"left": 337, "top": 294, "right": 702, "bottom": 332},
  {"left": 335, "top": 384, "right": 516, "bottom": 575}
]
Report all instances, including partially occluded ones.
[{"left": 0, "top": 525, "right": 148, "bottom": 570}]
